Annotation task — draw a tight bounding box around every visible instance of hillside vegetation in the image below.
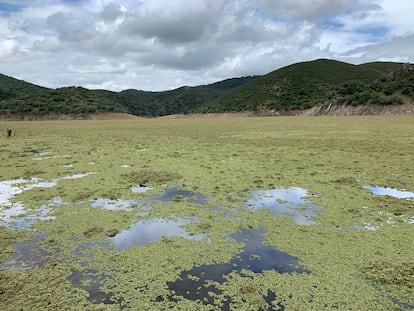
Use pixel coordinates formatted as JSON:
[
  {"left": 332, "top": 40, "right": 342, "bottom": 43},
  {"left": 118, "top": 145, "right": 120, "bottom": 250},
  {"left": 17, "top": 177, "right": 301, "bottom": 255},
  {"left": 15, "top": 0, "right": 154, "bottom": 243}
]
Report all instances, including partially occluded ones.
[
  {"left": 0, "top": 74, "right": 255, "bottom": 118},
  {"left": 0, "top": 76, "right": 126, "bottom": 117},
  {"left": 116, "top": 76, "right": 256, "bottom": 117},
  {"left": 200, "top": 59, "right": 412, "bottom": 113},
  {"left": 1, "top": 59, "right": 413, "bottom": 118}
]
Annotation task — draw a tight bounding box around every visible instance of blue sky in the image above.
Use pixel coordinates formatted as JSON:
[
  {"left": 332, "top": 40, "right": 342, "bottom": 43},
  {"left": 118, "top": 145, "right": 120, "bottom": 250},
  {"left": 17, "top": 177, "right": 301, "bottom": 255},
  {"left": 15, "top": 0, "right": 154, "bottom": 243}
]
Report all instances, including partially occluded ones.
[
  {"left": 0, "top": 2, "right": 24, "bottom": 15},
  {"left": 0, "top": 0, "right": 413, "bottom": 91}
]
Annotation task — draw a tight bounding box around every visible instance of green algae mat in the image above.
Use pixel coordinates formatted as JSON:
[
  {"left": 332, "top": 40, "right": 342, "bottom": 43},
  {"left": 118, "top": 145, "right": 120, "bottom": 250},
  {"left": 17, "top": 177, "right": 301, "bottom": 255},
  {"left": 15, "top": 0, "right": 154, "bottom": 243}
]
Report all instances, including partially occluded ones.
[{"left": 1, "top": 116, "right": 413, "bottom": 310}]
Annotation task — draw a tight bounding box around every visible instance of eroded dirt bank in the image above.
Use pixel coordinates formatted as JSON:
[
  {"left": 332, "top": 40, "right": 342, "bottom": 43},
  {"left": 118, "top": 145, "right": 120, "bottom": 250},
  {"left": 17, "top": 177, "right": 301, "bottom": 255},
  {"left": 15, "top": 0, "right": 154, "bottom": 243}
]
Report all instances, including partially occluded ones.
[{"left": 1, "top": 103, "right": 413, "bottom": 121}]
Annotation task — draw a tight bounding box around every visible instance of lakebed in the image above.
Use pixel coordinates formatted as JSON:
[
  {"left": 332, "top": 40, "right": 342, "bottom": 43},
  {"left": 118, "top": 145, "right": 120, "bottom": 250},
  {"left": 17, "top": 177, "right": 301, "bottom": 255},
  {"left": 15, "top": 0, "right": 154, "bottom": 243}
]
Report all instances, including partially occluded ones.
[{"left": 1, "top": 116, "right": 413, "bottom": 310}]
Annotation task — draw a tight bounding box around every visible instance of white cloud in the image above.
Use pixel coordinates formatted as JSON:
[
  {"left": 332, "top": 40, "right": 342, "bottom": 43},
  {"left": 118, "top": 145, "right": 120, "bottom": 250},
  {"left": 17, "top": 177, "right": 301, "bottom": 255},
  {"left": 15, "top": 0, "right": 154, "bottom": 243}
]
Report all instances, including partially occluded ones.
[
  {"left": 255, "top": 0, "right": 358, "bottom": 20},
  {"left": 0, "top": 0, "right": 413, "bottom": 91},
  {"left": 0, "top": 39, "right": 19, "bottom": 59},
  {"left": 340, "top": 34, "right": 414, "bottom": 63}
]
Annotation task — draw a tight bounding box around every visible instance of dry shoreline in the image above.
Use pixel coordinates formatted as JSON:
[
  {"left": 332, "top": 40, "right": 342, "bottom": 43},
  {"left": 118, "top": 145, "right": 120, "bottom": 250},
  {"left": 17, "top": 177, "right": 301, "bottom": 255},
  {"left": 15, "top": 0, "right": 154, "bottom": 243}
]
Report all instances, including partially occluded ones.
[{"left": 0, "top": 103, "right": 413, "bottom": 121}]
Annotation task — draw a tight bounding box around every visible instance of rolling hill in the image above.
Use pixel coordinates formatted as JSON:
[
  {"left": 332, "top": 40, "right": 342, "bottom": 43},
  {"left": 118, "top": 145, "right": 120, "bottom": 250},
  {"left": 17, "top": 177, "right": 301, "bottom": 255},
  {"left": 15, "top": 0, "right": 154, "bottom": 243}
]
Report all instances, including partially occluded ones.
[
  {"left": 115, "top": 76, "right": 257, "bottom": 117},
  {"left": 199, "top": 59, "right": 409, "bottom": 113},
  {"left": 0, "top": 74, "right": 256, "bottom": 118},
  {"left": 0, "top": 73, "right": 48, "bottom": 101},
  {"left": 1, "top": 59, "right": 413, "bottom": 118}
]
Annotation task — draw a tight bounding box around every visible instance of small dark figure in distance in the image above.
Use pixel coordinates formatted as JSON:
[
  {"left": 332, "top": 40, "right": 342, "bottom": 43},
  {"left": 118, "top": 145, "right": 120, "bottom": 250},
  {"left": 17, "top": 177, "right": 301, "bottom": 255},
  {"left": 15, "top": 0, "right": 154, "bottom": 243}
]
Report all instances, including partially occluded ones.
[{"left": 7, "top": 129, "right": 13, "bottom": 137}]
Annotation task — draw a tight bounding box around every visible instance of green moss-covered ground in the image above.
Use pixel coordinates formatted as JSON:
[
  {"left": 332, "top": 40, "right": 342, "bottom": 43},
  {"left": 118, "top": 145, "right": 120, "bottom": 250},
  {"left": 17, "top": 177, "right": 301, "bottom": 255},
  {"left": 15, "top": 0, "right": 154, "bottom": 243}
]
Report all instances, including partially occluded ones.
[{"left": 1, "top": 116, "right": 413, "bottom": 310}]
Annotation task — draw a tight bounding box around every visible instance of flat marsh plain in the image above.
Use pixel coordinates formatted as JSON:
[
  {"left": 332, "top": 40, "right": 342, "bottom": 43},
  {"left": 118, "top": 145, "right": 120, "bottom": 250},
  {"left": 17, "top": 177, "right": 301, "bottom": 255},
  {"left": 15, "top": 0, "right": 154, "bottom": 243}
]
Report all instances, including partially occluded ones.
[{"left": 1, "top": 116, "right": 413, "bottom": 310}]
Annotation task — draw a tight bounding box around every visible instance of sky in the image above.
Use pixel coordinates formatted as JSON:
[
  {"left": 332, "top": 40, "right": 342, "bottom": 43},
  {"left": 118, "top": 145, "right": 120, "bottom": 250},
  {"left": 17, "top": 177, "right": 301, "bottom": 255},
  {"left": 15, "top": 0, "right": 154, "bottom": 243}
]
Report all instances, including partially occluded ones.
[{"left": 0, "top": 0, "right": 413, "bottom": 91}]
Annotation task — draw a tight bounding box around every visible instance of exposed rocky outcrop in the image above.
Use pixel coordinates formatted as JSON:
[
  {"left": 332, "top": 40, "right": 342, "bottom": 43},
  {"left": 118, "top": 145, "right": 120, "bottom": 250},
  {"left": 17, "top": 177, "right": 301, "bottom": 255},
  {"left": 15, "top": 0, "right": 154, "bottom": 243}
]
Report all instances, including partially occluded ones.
[
  {"left": 303, "top": 102, "right": 414, "bottom": 116},
  {"left": 389, "top": 63, "right": 413, "bottom": 81}
]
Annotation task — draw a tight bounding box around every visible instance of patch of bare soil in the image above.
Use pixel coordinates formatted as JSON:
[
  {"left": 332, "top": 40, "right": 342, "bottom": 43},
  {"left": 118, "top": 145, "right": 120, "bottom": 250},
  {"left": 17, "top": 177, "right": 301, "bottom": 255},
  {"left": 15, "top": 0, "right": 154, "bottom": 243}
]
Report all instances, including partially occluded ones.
[
  {"left": 303, "top": 103, "right": 414, "bottom": 116},
  {"left": 89, "top": 113, "right": 143, "bottom": 120},
  {"left": 0, "top": 113, "right": 142, "bottom": 121},
  {"left": 158, "top": 104, "right": 414, "bottom": 118},
  {"left": 159, "top": 112, "right": 256, "bottom": 119},
  {"left": 1, "top": 104, "right": 413, "bottom": 121}
]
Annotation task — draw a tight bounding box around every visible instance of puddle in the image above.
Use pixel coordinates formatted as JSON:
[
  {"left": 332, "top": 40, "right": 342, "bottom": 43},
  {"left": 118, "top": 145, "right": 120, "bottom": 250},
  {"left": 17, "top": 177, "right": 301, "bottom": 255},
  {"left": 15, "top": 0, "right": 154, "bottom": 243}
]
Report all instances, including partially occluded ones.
[
  {"left": 67, "top": 218, "right": 207, "bottom": 306},
  {"left": 24, "top": 178, "right": 58, "bottom": 189},
  {"left": 354, "top": 210, "right": 400, "bottom": 231},
  {"left": 0, "top": 179, "right": 57, "bottom": 227},
  {"left": 93, "top": 185, "right": 208, "bottom": 213},
  {"left": 91, "top": 198, "right": 143, "bottom": 211},
  {"left": 247, "top": 188, "right": 323, "bottom": 225},
  {"left": 354, "top": 223, "right": 379, "bottom": 231},
  {"left": 22, "top": 149, "right": 71, "bottom": 161},
  {"left": 61, "top": 172, "right": 96, "bottom": 180},
  {"left": 0, "top": 178, "right": 26, "bottom": 208},
  {"left": 33, "top": 155, "right": 62, "bottom": 161},
  {"left": 364, "top": 186, "right": 414, "bottom": 199},
  {"left": 131, "top": 185, "right": 153, "bottom": 193},
  {"left": 0, "top": 233, "right": 50, "bottom": 271},
  {"left": 354, "top": 205, "right": 414, "bottom": 231},
  {"left": 10, "top": 206, "right": 55, "bottom": 229},
  {"left": 1, "top": 198, "right": 63, "bottom": 228},
  {"left": 1, "top": 174, "right": 94, "bottom": 197},
  {"left": 25, "top": 149, "right": 49, "bottom": 156},
  {"left": 1, "top": 203, "right": 27, "bottom": 226},
  {"left": 1, "top": 232, "right": 114, "bottom": 305},
  {"left": 1, "top": 173, "right": 92, "bottom": 227},
  {"left": 0, "top": 174, "right": 80, "bottom": 229},
  {"left": 64, "top": 241, "right": 117, "bottom": 305},
  {"left": 23, "top": 149, "right": 50, "bottom": 159},
  {"left": 150, "top": 186, "right": 210, "bottom": 205},
  {"left": 168, "top": 228, "right": 307, "bottom": 309},
  {"left": 1, "top": 173, "right": 95, "bottom": 205},
  {"left": 68, "top": 269, "right": 116, "bottom": 305},
  {"left": 389, "top": 296, "right": 414, "bottom": 310},
  {"left": 228, "top": 229, "right": 309, "bottom": 274},
  {"left": 30, "top": 150, "right": 71, "bottom": 161},
  {"left": 110, "top": 217, "right": 207, "bottom": 250},
  {"left": 223, "top": 212, "right": 242, "bottom": 220}
]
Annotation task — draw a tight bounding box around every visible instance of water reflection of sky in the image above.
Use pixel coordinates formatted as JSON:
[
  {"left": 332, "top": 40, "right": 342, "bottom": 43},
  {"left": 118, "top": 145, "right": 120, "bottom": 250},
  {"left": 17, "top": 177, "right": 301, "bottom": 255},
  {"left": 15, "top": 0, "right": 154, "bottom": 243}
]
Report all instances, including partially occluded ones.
[
  {"left": 110, "top": 217, "right": 206, "bottom": 250},
  {"left": 229, "top": 229, "right": 309, "bottom": 274},
  {"left": 0, "top": 179, "right": 33, "bottom": 227},
  {"left": 354, "top": 223, "right": 378, "bottom": 231},
  {"left": 363, "top": 186, "right": 414, "bottom": 199},
  {"left": 24, "top": 178, "right": 57, "bottom": 190},
  {"left": 1, "top": 173, "right": 95, "bottom": 205},
  {"left": 61, "top": 172, "right": 95, "bottom": 180},
  {"left": 1, "top": 174, "right": 94, "bottom": 227},
  {"left": 1, "top": 198, "right": 63, "bottom": 229},
  {"left": 168, "top": 228, "right": 308, "bottom": 309},
  {"left": 0, "top": 178, "right": 26, "bottom": 208},
  {"left": 247, "top": 187, "right": 323, "bottom": 225},
  {"left": 130, "top": 185, "right": 152, "bottom": 193},
  {"left": 91, "top": 198, "right": 142, "bottom": 211},
  {"left": 0, "top": 233, "right": 49, "bottom": 271},
  {"left": 149, "top": 186, "right": 210, "bottom": 205}
]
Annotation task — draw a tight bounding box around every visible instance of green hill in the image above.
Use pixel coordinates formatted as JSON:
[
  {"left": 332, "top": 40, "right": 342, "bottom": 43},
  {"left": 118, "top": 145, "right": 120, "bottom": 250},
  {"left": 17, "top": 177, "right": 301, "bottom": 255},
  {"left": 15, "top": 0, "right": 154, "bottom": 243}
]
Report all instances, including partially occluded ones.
[
  {"left": 0, "top": 73, "right": 127, "bottom": 117},
  {"left": 1, "top": 59, "right": 412, "bottom": 118},
  {"left": 0, "top": 87, "right": 127, "bottom": 117},
  {"left": 0, "top": 74, "right": 48, "bottom": 100},
  {"left": 0, "top": 74, "right": 255, "bottom": 118},
  {"left": 358, "top": 61, "right": 405, "bottom": 75},
  {"left": 334, "top": 63, "right": 414, "bottom": 107},
  {"left": 200, "top": 59, "right": 405, "bottom": 112},
  {"left": 117, "top": 76, "right": 257, "bottom": 117}
]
